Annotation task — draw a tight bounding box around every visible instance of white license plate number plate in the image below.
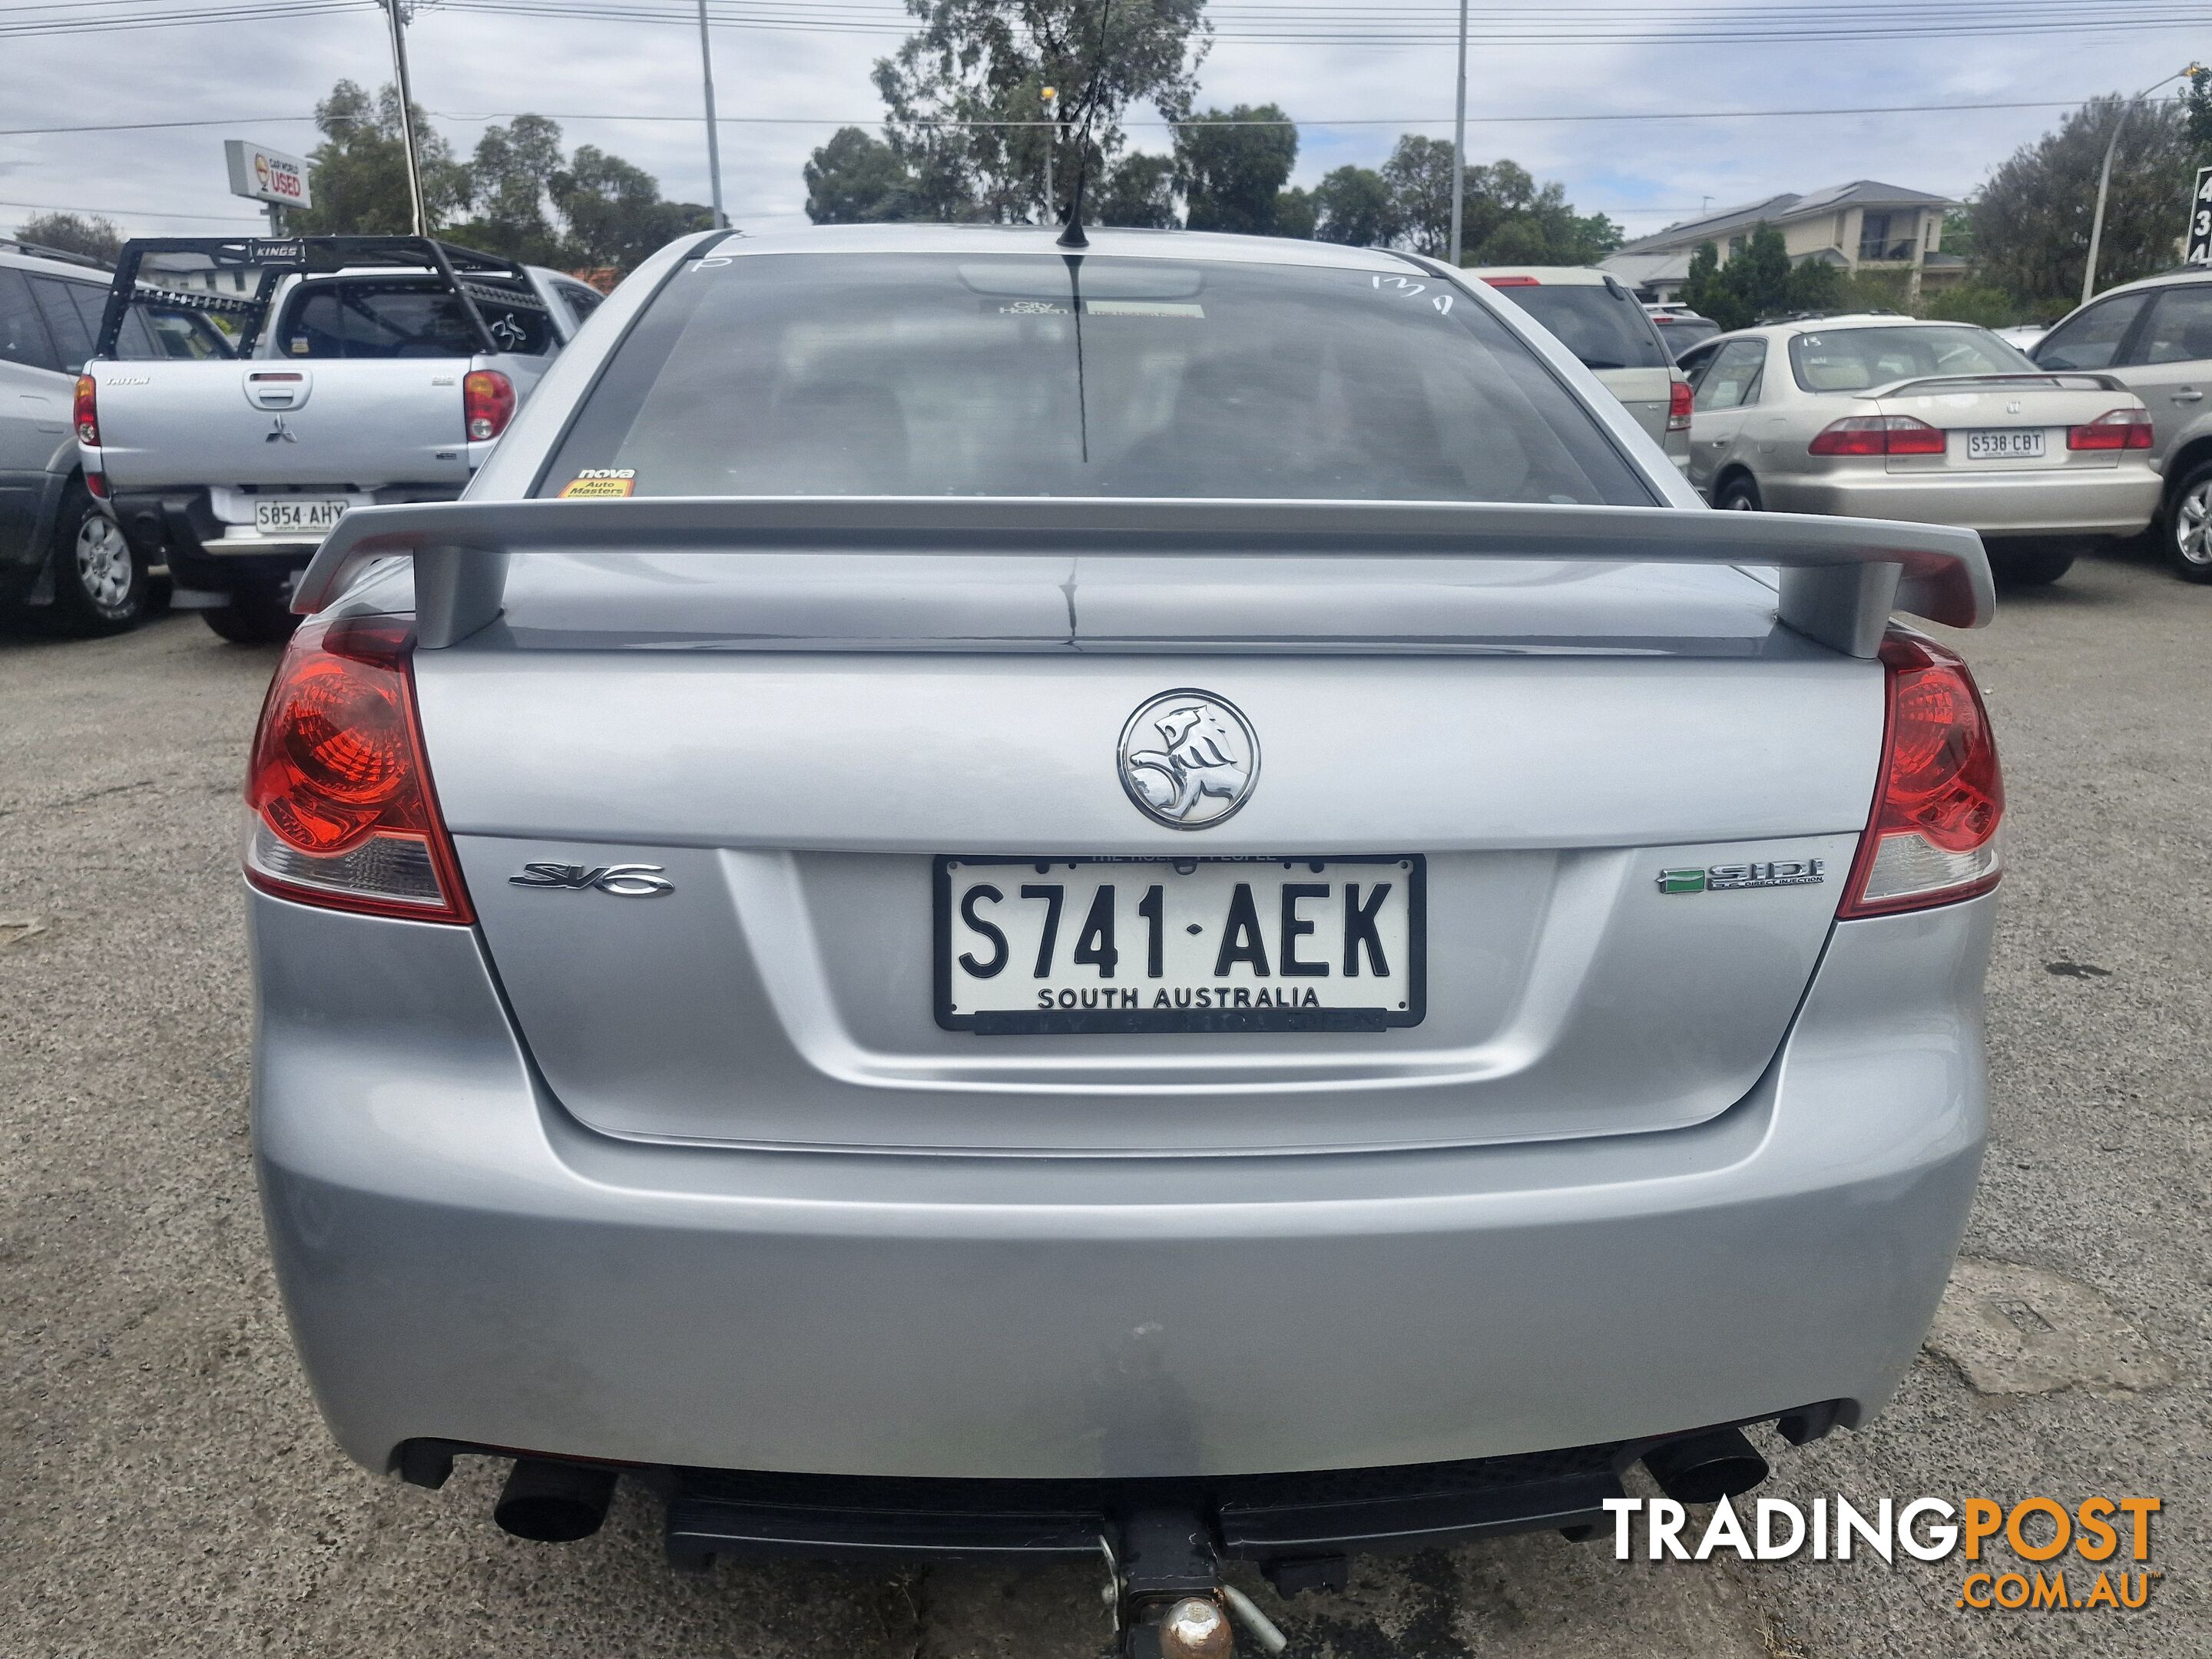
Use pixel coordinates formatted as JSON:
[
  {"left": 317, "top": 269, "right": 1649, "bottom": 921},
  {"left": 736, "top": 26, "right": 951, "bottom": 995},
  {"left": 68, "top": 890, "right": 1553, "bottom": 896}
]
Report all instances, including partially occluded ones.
[
  {"left": 935, "top": 856, "right": 1426, "bottom": 1033},
  {"left": 253, "top": 497, "right": 350, "bottom": 534},
  {"left": 1965, "top": 429, "right": 2045, "bottom": 460}
]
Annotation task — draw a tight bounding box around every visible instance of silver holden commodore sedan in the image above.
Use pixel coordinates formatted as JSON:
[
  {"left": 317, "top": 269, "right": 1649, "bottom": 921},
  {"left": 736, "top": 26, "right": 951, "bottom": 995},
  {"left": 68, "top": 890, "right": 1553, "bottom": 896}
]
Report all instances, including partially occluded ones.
[
  {"left": 249, "top": 225, "right": 2000, "bottom": 1651},
  {"left": 1677, "top": 314, "right": 2161, "bottom": 588}
]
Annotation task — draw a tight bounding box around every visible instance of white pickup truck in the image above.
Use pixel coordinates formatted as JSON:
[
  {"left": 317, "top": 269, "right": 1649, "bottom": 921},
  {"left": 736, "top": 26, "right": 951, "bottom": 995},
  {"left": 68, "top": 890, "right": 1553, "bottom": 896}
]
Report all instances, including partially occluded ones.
[{"left": 81, "top": 236, "right": 606, "bottom": 641}]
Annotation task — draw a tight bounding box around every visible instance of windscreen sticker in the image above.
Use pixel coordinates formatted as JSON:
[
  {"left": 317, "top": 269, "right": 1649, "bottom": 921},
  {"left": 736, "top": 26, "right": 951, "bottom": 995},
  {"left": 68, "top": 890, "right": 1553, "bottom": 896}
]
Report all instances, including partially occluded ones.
[
  {"left": 1371, "top": 273, "right": 1455, "bottom": 316},
  {"left": 558, "top": 469, "right": 637, "bottom": 498}
]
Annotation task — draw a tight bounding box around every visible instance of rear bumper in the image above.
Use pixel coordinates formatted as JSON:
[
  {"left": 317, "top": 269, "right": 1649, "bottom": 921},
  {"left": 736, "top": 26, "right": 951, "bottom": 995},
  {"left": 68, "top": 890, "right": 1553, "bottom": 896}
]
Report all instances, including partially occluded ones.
[
  {"left": 1762, "top": 464, "right": 2160, "bottom": 538},
  {"left": 253, "top": 889, "right": 1991, "bottom": 1483}
]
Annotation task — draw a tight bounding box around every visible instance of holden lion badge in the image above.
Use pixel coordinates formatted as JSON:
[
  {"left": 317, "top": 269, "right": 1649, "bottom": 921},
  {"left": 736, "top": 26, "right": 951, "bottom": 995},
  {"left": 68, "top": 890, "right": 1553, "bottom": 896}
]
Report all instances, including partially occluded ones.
[{"left": 1118, "top": 690, "right": 1260, "bottom": 830}]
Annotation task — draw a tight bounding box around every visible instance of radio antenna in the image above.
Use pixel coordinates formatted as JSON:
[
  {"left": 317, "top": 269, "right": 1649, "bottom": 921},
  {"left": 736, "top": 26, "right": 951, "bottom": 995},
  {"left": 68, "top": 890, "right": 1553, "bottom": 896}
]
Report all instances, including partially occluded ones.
[{"left": 1056, "top": 0, "right": 1119, "bottom": 250}]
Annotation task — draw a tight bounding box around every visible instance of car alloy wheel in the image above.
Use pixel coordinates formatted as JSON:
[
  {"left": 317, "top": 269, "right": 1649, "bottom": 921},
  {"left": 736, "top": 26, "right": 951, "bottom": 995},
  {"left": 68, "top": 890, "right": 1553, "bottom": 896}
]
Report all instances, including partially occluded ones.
[
  {"left": 2173, "top": 477, "right": 2212, "bottom": 568},
  {"left": 75, "top": 512, "right": 137, "bottom": 614}
]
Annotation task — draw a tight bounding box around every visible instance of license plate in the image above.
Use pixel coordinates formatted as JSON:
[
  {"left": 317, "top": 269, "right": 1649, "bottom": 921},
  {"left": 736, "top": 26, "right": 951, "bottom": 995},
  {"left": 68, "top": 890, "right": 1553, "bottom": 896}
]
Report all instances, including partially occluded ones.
[
  {"left": 253, "top": 497, "right": 349, "bottom": 534},
  {"left": 1965, "top": 429, "right": 2045, "bottom": 460},
  {"left": 935, "top": 856, "right": 1426, "bottom": 1034}
]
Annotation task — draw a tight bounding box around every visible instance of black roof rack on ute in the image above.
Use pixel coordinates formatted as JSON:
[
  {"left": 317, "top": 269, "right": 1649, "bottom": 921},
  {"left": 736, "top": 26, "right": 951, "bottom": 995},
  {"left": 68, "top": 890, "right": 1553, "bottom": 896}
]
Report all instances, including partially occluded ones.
[{"left": 94, "top": 234, "right": 546, "bottom": 359}]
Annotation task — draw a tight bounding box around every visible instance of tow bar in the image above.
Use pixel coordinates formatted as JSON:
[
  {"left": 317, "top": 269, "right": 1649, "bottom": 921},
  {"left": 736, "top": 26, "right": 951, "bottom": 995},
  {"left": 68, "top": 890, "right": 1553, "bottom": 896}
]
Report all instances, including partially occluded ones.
[{"left": 1109, "top": 1508, "right": 1287, "bottom": 1658}]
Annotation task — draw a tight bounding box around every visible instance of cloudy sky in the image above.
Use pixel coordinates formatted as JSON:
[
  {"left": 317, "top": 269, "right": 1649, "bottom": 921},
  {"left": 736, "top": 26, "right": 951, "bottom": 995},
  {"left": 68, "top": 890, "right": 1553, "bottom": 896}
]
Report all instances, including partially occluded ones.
[{"left": 1, "top": 0, "right": 2203, "bottom": 245}]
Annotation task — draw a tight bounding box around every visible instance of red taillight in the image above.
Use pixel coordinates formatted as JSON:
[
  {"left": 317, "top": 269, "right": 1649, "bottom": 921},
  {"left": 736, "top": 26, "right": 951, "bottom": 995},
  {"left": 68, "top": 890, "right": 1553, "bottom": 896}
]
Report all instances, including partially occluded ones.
[
  {"left": 243, "top": 614, "right": 473, "bottom": 924},
  {"left": 1481, "top": 274, "right": 1539, "bottom": 286},
  {"left": 1808, "top": 414, "right": 1947, "bottom": 457},
  {"left": 2067, "top": 407, "right": 2154, "bottom": 450},
  {"left": 74, "top": 374, "right": 98, "bottom": 445},
  {"left": 1667, "top": 377, "right": 1693, "bottom": 432},
  {"left": 85, "top": 470, "right": 108, "bottom": 498},
  {"left": 1839, "top": 632, "right": 2003, "bottom": 919},
  {"left": 463, "top": 369, "right": 516, "bottom": 442}
]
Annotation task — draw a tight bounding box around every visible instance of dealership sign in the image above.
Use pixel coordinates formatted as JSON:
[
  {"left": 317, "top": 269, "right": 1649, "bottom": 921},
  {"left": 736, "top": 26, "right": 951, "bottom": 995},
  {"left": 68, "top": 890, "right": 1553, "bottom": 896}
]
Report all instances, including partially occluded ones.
[
  {"left": 224, "top": 139, "right": 313, "bottom": 210},
  {"left": 2188, "top": 166, "right": 2212, "bottom": 267}
]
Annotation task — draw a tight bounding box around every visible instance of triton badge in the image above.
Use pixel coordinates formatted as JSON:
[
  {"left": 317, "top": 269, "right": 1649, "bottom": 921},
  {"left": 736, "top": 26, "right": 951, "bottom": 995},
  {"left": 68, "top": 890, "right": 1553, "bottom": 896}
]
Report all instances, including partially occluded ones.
[
  {"left": 508, "top": 862, "right": 674, "bottom": 897},
  {"left": 1658, "top": 859, "right": 1826, "bottom": 894}
]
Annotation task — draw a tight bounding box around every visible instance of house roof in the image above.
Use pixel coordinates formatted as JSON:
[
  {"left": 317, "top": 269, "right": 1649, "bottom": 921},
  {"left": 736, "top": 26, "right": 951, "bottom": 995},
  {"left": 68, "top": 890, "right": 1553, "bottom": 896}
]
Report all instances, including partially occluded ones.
[
  {"left": 1598, "top": 249, "right": 1695, "bottom": 288},
  {"left": 1616, "top": 180, "right": 1962, "bottom": 254}
]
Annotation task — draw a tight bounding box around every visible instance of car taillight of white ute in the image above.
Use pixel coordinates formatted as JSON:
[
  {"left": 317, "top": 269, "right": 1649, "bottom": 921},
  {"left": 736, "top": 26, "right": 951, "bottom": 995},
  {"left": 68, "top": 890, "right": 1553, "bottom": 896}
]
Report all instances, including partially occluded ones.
[
  {"left": 1841, "top": 631, "right": 2003, "bottom": 918},
  {"left": 243, "top": 614, "right": 474, "bottom": 922}
]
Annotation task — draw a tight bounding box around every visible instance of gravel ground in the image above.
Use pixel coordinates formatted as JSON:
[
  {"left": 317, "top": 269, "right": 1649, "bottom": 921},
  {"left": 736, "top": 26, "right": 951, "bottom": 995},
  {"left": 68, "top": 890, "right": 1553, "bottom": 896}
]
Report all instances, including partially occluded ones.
[{"left": 2, "top": 543, "right": 2205, "bottom": 1657}]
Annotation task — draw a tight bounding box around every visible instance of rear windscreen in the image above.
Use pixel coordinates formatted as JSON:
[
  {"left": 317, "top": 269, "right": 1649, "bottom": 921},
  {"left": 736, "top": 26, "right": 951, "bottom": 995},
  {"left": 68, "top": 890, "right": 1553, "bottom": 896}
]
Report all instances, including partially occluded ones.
[
  {"left": 278, "top": 280, "right": 552, "bottom": 359},
  {"left": 1790, "top": 326, "right": 2034, "bottom": 392},
  {"left": 538, "top": 251, "right": 1652, "bottom": 505},
  {"left": 1488, "top": 283, "right": 1667, "bottom": 370}
]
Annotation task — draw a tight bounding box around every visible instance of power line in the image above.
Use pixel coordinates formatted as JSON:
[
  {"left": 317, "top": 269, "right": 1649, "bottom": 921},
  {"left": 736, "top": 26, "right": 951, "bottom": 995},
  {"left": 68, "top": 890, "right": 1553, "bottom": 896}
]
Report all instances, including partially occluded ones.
[
  {"left": 0, "top": 95, "right": 2162, "bottom": 139},
  {"left": 0, "top": 194, "right": 262, "bottom": 221},
  {"left": 0, "top": 0, "right": 371, "bottom": 35},
  {"left": 428, "top": 0, "right": 2212, "bottom": 44},
  {"left": 7, "top": 0, "right": 2209, "bottom": 44}
]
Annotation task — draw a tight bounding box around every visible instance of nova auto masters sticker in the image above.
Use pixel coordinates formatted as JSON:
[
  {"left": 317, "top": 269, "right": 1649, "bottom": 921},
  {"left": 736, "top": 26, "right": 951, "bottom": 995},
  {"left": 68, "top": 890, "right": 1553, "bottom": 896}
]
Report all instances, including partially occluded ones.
[{"left": 558, "top": 468, "right": 637, "bottom": 499}]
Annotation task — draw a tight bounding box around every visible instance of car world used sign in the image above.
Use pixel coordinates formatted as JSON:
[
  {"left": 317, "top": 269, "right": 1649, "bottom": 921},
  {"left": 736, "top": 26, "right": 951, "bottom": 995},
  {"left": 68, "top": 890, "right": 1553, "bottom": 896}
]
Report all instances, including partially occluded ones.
[{"left": 224, "top": 139, "right": 313, "bottom": 210}]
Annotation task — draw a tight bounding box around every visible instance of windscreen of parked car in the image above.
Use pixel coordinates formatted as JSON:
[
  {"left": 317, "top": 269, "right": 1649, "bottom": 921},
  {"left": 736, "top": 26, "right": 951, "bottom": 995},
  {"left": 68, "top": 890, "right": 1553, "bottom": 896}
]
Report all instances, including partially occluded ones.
[
  {"left": 1484, "top": 280, "right": 1668, "bottom": 371},
  {"left": 539, "top": 251, "right": 1653, "bottom": 505},
  {"left": 277, "top": 279, "right": 555, "bottom": 359},
  {"left": 27, "top": 273, "right": 103, "bottom": 373},
  {"left": 1789, "top": 325, "right": 2035, "bottom": 392},
  {"left": 1654, "top": 316, "right": 1720, "bottom": 358},
  {"left": 2032, "top": 292, "right": 2149, "bottom": 371}
]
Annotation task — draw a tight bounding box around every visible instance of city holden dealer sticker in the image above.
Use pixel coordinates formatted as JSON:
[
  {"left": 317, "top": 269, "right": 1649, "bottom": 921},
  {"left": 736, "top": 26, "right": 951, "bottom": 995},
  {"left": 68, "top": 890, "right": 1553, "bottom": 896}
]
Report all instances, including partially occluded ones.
[{"left": 558, "top": 469, "right": 637, "bottom": 498}]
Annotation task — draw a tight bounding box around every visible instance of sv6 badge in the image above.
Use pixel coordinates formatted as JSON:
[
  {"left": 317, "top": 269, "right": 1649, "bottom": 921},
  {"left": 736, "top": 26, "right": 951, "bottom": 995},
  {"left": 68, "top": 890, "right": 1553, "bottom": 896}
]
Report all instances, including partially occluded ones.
[{"left": 508, "top": 862, "right": 674, "bottom": 897}]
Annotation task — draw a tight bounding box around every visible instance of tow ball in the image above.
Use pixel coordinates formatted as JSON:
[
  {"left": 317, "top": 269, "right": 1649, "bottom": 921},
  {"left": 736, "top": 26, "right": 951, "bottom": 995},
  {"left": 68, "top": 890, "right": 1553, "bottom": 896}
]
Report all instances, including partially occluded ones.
[{"left": 1107, "top": 1509, "right": 1287, "bottom": 1658}]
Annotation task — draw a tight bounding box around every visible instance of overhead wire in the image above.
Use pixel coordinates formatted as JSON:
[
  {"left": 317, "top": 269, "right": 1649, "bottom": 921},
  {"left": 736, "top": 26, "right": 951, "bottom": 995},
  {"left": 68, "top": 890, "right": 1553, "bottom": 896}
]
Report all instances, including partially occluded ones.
[
  {"left": 0, "top": 95, "right": 2169, "bottom": 138},
  {"left": 4, "top": 0, "right": 2208, "bottom": 43}
]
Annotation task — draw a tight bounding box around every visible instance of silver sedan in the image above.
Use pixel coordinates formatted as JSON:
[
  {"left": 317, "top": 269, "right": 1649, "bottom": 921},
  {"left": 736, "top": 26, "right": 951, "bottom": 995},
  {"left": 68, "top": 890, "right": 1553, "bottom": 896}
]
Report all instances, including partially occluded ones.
[
  {"left": 1680, "top": 314, "right": 2161, "bottom": 584},
  {"left": 247, "top": 224, "right": 1999, "bottom": 1641}
]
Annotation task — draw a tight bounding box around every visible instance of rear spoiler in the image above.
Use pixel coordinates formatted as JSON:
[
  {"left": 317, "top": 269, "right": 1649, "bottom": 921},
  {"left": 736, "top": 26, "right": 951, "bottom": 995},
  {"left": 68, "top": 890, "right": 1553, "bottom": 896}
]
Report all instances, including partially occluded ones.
[
  {"left": 1858, "top": 371, "right": 2123, "bottom": 399},
  {"left": 294, "top": 496, "right": 1993, "bottom": 659}
]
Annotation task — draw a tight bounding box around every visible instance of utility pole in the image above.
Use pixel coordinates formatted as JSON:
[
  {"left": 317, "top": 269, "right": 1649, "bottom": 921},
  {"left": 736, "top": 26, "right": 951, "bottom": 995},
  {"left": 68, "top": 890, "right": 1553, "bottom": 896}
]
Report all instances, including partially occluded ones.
[
  {"left": 1448, "top": 0, "right": 1468, "bottom": 265},
  {"left": 697, "top": 0, "right": 727, "bottom": 228},
  {"left": 2085, "top": 66, "right": 2193, "bottom": 306},
  {"left": 1042, "top": 85, "right": 1058, "bottom": 223},
  {"left": 383, "top": 0, "right": 427, "bottom": 237}
]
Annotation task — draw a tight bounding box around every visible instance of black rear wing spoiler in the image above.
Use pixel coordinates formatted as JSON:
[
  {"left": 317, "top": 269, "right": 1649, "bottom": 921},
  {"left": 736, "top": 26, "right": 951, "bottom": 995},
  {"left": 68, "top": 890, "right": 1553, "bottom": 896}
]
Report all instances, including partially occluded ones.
[
  {"left": 294, "top": 496, "right": 1993, "bottom": 659},
  {"left": 95, "top": 235, "right": 548, "bottom": 359}
]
